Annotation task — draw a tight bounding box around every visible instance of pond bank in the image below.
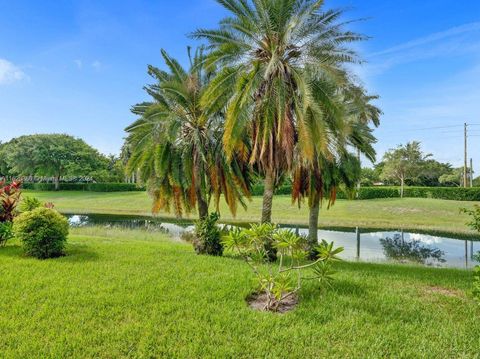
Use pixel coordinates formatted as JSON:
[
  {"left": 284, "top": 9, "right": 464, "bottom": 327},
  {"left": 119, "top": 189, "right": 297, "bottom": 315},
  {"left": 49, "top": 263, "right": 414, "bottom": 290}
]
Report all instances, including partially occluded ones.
[
  {"left": 24, "top": 191, "right": 480, "bottom": 235},
  {"left": 67, "top": 213, "right": 480, "bottom": 269}
]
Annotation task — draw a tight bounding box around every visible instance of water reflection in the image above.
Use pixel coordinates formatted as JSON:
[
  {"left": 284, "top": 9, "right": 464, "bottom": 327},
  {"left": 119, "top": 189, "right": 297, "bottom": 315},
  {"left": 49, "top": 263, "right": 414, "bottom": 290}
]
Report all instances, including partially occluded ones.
[
  {"left": 379, "top": 235, "right": 446, "bottom": 265},
  {"left": 68, "top": 214, "right": 194, "bottom": 237},
  {"left": 65, "top": 214, "right": 480, "bottom": 269}
]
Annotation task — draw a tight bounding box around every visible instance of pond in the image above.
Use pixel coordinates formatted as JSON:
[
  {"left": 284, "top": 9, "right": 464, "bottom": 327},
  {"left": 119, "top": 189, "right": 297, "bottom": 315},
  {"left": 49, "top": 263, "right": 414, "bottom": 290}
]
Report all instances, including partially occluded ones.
[{"left": 67, "top": 213, "right": 480, "bottom": 269}]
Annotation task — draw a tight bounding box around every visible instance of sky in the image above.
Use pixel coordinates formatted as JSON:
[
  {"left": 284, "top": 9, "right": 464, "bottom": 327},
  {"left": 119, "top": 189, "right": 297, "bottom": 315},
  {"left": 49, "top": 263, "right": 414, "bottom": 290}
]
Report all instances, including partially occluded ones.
[{"left": 1, "top": 0, "right": 479, "bottom": 171}]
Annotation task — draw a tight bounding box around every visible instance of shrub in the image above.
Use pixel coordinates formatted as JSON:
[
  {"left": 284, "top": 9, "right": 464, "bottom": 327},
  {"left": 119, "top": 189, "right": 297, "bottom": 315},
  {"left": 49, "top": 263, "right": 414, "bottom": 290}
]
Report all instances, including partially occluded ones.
[
  {"left": 180, "top": 230, "right": 196, "bottom": 243},
  {"left": 0, "top": 181, "right": 21, "bottom": 246},
  {"left": 193, "top": 213, "right": 223, "bottom": 256},
  {"left": 460, "top": 205, "right": 480, "bottom": 233},
  {"left": 0, "top": 222, "right": 13, "bottom": 247},
  {"left": 14, "top": 207, "right": 69, "bottom": 259},
  {"left": 20, "top": 196, "right": 41, "bottom": 212},
  {"left": 222, "top": 225, "right": 343, "bottom": 312},
  {"left": 0, "top": 181, "right": 21, "bottom": 222}
]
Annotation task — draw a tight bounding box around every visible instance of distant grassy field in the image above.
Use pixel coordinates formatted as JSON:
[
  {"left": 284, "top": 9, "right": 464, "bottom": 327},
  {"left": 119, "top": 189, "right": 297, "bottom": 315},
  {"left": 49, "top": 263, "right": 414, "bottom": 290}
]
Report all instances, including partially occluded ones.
[
  {"left": 0, "top": 226, "right": 478, "bottom": 357},
  {"left": 25, "top": 190, "right": 480, "bottom": 236}
]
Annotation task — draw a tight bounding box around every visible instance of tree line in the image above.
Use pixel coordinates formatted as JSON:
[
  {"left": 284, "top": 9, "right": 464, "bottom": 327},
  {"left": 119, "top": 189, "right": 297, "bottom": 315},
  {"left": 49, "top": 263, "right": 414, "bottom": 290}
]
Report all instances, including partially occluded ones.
[
  {"left": 0, "top": 134, "right": 128, "bottom": 189},
  {"left": 362, "top": 141, "right": 479, "bottom": 194}
]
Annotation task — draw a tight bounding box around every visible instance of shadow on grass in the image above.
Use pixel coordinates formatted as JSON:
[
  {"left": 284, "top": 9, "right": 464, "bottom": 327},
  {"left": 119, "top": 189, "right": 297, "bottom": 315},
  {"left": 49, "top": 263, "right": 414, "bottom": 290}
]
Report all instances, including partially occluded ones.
[
  {"left": 332, "top": 279, "right": 369, "bottom": 296},
  {"left": 300, "top": 278, "right": 368, "bottom": 303},
  {"left": 61, "top": 245, "right": 99, "bottom": 262},
  {"left": 0, "top": 244, "right": 23, "bottom": 258},
  {"left": 0, "top": 244, "right": 99, "bottom": 262},
  {"left": 337, "top": 260, "right": 471, "bottom": 282}
]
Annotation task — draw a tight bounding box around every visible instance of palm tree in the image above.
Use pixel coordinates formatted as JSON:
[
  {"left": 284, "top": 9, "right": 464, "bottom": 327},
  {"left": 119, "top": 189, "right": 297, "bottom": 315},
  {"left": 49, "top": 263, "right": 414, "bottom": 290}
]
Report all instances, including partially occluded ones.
[
  {"left": 291, "top": 81, "right": 379, "bottom": 257},
  {"left": 194, "top": 0, "right": 367, "bottom": 223},
  {"left": 125, "top": 48, "right": 251, "bottom": 220},
  {"left": 292, "top": 152, "right": 361, "bottom": 258},
  {"left": 342, "top": 84, "right": 381, "bottom": 195}
]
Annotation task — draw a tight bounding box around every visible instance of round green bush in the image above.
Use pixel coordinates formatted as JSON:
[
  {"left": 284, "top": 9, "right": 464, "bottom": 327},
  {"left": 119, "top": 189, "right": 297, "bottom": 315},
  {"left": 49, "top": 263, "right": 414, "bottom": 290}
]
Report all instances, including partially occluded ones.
[{"left": 13, "top": 207, "right": 69, "bottom": 259}]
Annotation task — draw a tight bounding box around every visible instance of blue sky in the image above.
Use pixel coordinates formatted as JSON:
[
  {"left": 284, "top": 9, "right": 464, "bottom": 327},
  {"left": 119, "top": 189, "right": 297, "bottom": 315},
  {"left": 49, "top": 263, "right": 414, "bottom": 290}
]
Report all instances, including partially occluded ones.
[{"left": 1, "top": 0, "right": 479, "bottom": 171}]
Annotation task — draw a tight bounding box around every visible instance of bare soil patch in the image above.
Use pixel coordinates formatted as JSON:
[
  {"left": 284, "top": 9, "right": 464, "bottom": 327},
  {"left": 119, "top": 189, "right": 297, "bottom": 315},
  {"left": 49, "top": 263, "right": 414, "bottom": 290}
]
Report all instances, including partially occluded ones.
[
  {"left": 423, "top": 286, "right": 464, "bottom": 298},
  {"left": 247, "top": 292, "right": 298, "bottom": 313}
]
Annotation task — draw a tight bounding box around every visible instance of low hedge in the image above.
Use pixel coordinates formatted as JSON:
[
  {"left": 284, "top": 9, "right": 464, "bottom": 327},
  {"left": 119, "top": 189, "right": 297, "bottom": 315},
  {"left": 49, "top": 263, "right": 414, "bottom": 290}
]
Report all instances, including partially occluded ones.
[
  {"left": 251, "top": 183, "right": 292, "bottom": 196},
  {"left": 402, "top": 187, "right": 480, "bottom": 201},
  {"left": 22, "top": 183, "right": 144, "bottom": 192},
  {"left": 252, "top": 184, "right": 480, "bottom": 201},
  {"left": 352, "top": 186, "right": 480, "bottom": 201},
  {"left": 23, "top": 181, "right": 480, "bottom": 200}
]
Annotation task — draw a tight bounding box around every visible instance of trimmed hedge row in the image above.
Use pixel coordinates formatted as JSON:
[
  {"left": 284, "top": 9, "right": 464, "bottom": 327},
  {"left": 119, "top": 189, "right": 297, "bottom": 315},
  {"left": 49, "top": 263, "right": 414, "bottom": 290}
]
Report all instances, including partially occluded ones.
[
  {"left": 252, "top": 184, "right": 480, "bottom": 201},
  {"left": 22, "top": 183, "right": 144, "bottom": 192},
  {"left": 23, "top": 181, "right": 480, "bottom": 200},
  {"left": 251, "top": 184, "right": 291, "bottom": 196},
  {"left": 351, "top": 186, "right": 480, "bottom": 201},
  {"left": 401, "top": 187, "right": 480, "bottom": 201}
]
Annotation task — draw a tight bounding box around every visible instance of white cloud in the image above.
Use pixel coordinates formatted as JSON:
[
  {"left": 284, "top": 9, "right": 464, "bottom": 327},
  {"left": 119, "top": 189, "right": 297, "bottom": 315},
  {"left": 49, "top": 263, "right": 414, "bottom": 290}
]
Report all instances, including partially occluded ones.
[
  {"left": 365, "top": 22, "right": 480, "bottom": 77},
  {"left": 370, "top": 22, "right": 480, "bottom": 57},
  {"left": 0, "top": 58, "right": 27, "bottom": 84},
  {"left": 74, "top": 59, "right": 83, "bottom": 69},
  {"left": 91, "top": 60, "right": 101, "bottom": 71}
]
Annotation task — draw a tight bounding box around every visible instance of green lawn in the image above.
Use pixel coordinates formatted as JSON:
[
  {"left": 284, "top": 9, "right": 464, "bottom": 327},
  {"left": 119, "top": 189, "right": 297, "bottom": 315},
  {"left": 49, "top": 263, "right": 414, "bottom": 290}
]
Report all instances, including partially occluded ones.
[
  {"left": 26, "top": 190, "right": 480, "bottom": 236},
  {"left": 0, "top": 227, "right": 478, "bottom": 358}
]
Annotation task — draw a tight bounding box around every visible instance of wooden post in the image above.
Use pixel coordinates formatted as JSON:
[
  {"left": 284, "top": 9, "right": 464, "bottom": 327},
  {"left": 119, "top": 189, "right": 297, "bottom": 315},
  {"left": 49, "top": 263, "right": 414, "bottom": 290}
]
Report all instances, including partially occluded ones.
[
  {"left": 465, "top": 240, "right": 468, "bottom": 268},
  {"left": 356, "top": 227, "right": 360, "bottom": 260}
]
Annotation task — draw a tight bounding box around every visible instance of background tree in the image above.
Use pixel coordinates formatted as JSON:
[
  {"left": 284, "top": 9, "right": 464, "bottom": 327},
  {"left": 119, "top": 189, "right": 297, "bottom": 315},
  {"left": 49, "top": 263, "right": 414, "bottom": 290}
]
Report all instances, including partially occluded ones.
[
  {"left": 380, "top": 141, "right": 430, "bottom": 197},
  {"left": 474, "top": 176, "right": 480, "bottom": 187},
  {"left": 0, "top": 142, "right": 10, "bottom": 177},
  {"left": 2, "top": 134, "right": 108, "bottom": 189},
  {"left": 89, "top": 155, "right": 127, "bottom": 183},
  {"left": 415, "top": 159, "right": 452, "bottom": 187},
  {"left": 195, "top": 0, "right": 367, "bottom": 223},
  {"left": 438, "top": 167, "right": 466, "bottom": 187},
  {"left": 360, "top": 167, "right": 380, "bottom": 186}
]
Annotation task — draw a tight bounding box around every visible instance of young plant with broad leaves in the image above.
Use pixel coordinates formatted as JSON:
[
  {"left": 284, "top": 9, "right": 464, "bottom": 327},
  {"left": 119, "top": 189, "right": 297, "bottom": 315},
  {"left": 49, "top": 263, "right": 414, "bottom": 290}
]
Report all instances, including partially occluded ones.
[
  {"left": 194, "top": 0, "right": 371, "bottom": 224},
  {"left": 222, "top": 224, "right": 343, "bottom": 312},
  {"left": 125, "top": 47, "right": 252, "bottom": 220}
]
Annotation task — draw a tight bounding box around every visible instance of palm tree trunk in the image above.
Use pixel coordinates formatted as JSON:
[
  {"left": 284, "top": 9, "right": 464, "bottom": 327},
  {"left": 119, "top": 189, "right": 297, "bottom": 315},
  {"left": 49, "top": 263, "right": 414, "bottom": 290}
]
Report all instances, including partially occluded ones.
[
  {"left": 54, "top": 175, "right": 60, "bottom": 191},
  {"left": 307, "top": 193, "right": 320, "bottom": 260},
  {"left": 194, "top": 158, "right": 208, "bottom": 220},
  {"left": 356, "top": 148, "right": 361, "bottom": 198},
  {"left": 261, "top": 169, "right": 275, "bottom": 223}
]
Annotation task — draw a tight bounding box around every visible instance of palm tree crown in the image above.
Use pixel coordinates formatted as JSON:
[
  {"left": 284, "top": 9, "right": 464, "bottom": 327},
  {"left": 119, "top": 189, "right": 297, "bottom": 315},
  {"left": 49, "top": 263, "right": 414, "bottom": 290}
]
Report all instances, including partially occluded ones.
[
  {"left": 125, "top": 48, "right": 251, "bottom": 219},
  {"left": 193, "top": 0, "right": 367, "bottom": 222}
]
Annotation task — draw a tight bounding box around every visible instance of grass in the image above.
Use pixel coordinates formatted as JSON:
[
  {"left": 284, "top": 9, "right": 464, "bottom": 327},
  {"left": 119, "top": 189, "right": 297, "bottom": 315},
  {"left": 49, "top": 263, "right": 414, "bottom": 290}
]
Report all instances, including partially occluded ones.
[
  {"left": 25, "top": 190, "right": 480, "bottom": 236},
  {"left": 0, "top": 226, "right": 478, "bottom": 358}
]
